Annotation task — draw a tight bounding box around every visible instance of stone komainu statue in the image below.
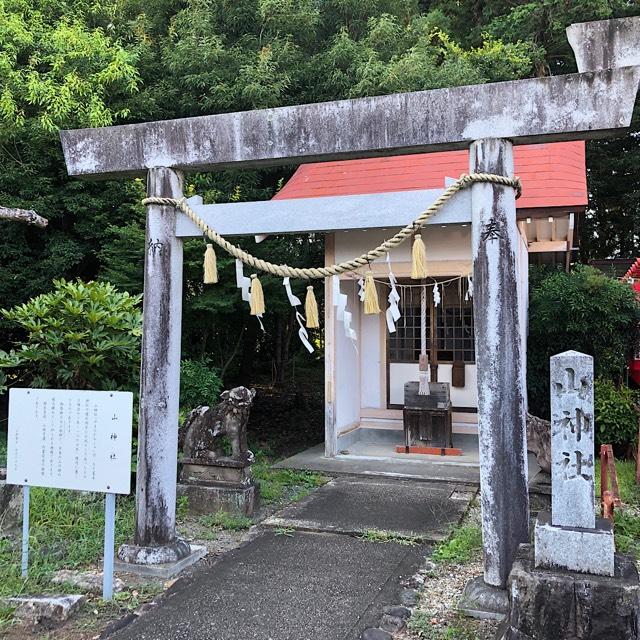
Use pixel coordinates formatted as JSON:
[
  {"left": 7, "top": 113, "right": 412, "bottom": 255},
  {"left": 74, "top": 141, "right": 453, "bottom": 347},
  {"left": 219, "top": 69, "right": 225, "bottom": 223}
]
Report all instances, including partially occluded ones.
[
  {"left": 526, "top": 412, "right": 551, "bottom": 474},
  {"left": 179, "top": 386, "right": 256, "bottom": 463}
]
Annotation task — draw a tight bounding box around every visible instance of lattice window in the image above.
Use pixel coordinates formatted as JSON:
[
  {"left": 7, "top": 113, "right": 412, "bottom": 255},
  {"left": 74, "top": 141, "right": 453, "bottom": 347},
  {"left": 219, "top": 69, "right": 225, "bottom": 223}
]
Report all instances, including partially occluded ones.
[
  {"left": 387, "top": 280, "right": 475, "bottom": 364},
  {"left": 436, "top": 305, "right": 475, "bottom": 362}
]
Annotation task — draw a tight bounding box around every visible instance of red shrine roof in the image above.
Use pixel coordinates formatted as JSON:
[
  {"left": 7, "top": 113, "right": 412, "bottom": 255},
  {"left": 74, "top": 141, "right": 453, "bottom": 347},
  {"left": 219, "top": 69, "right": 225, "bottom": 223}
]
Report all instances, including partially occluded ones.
[{"left": 274, "top": 141, "right": 588, "bottom": 211}]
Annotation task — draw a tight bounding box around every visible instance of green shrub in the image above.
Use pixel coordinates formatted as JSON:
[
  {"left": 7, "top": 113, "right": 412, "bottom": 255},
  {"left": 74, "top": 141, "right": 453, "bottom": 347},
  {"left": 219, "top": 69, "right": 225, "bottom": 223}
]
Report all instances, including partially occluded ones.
[
  {"left": 0, "top": 279, "right": 141, "bottom": 392},
  {"left": 528, "top": 265, "right": 640, "bottom": 418},
  {"left": 180, "top": 359, "right": 223, "bottom": 408},
  {"left": 595, "top": 379, "right": 638, "bottom": 449}
]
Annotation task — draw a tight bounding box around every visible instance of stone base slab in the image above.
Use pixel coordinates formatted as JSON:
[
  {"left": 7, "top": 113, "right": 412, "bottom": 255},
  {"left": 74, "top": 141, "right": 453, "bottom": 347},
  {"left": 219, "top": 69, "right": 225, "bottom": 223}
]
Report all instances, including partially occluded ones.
[
  {"left": 499, "top": 544, "right": 640, "bottom": 640},
  {"left": 115, "top": 544, "right": 207, "bottom": 579},
  {"left": 6, "top": 594, "right": 85, "bottom": 624},
  {"left": 177, "top": 481, "right": 259, "bottom": 516},
  {"left": 458, "top": 575, "right": 508, "bottom": 621},
  {"left": 534, "top": 511, "right": 615, "bottom": 576}
]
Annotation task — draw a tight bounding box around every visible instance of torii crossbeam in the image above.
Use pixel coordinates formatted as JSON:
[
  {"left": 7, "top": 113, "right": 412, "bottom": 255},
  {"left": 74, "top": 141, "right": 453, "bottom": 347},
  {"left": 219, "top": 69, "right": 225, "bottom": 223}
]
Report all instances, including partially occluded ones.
[{"left": 60, "top": 17, "right": 640, "bottom": 590}]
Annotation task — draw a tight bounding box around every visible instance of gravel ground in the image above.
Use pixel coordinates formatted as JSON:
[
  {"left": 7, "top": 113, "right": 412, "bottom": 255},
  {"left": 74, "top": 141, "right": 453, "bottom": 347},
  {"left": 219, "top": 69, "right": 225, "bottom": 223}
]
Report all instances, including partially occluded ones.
[{"left": 398, "top": 505, "right": 499, "bottom": 640}]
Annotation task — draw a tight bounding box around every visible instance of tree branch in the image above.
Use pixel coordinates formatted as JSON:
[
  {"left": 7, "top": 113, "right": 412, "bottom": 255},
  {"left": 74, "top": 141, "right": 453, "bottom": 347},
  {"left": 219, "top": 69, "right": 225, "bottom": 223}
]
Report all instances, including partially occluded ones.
[{"left": 0, "top": 207, "right": 48, "bottom": 228}]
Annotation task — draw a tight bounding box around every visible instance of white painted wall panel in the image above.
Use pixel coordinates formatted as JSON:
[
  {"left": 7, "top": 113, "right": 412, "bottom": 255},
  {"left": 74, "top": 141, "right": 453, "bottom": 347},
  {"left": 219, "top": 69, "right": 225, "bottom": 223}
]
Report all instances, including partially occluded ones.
[
  {"left": 334, "top": 226, "right": 472, "bottom": 264},
  {"left": 334, "top": 281, "right": 361, "bottom": 433},
  {"left": 360, "top": 313, "right": 383, "bottom": 408}
]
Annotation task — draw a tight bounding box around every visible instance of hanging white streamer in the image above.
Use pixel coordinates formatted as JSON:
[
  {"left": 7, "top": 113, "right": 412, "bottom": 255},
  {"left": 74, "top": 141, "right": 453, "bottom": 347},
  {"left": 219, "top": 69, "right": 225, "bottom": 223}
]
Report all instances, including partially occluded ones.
[
  {"left": 282, "top": 276, "right": 302, "bottom": 307},
  {"left": 236, "top": 259, "right": 264, "bottom": 331},
  {"left": 282, "top": 278, "right": 314, "bottom": 353},
  {"left": 357, "top": 277, "right": 365, "bottom": 302},
  {"left": 295, "top": 310, "right": 314, "bottom": 354},
  {"left": 332, "top": 276, "right": 357, "bottom": 345},
  {"left": 385, "top": 253, "right": 401, "bottom": 333},
  {"left": 433, "top": 282, "right": 441, "bottom": 307},
  {"left": 235, "top": 259, "right": 251, "bottom": 303}
]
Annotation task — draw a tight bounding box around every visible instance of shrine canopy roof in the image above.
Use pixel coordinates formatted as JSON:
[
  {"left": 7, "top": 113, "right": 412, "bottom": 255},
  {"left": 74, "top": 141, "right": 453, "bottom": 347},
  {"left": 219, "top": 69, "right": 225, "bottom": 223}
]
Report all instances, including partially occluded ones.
[{"left": 274, "top": 141, "right": 587, "bottom": 212}]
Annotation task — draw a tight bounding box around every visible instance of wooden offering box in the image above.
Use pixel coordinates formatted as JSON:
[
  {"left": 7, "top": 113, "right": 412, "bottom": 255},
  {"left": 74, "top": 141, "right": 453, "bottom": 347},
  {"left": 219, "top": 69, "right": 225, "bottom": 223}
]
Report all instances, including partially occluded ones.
[{"left": 400, "top": 381, "right": 457, "bottom": 454}]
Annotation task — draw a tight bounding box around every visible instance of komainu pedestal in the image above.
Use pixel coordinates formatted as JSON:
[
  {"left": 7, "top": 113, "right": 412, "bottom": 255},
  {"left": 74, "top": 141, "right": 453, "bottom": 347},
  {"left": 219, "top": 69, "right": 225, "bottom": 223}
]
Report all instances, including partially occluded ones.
[{"left": 177, "top": 387, "right": 260, "bottom": 517}]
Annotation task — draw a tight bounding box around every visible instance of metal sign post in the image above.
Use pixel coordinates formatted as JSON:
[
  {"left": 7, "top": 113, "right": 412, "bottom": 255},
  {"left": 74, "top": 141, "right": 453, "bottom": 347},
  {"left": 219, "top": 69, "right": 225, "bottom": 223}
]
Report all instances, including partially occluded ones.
[
  {"left": 21, "top": 486, "right": 30, "bottom": 578},
  {"left": 103, "top": 493, "right": 117, "bottom": 600}
]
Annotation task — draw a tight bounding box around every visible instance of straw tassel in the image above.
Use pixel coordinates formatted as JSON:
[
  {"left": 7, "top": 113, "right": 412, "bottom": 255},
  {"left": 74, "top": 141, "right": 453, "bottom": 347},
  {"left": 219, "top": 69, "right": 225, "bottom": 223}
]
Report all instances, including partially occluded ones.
[
  {"left": 250, "top": 274, "right": 265, "bottom": 316},
  {"left": 363, "top": 271, "right": 381, "bottom": 315},
  {"left": 305, "top": 286, "right": 319, "bottom": 328},
  {"left": 411, "top": 233, "right": 428, "bottom": 279},
  {"left": 203, "top": 244, "right": 218, "bottom": 284}
]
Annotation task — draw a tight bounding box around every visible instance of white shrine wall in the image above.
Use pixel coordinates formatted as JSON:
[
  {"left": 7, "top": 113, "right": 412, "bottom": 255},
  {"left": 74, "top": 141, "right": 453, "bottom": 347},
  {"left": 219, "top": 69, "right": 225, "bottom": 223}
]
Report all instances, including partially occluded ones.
[
  {"left": 326, "top": 224, "right": 530, "bottom": 448},
  {"left": 334, "top": 225, "right": 472, "bottom": 265},
  {"left": 333, "top": 280, "right": 362, "bottom": 436},
  {"left": 334, "top": 225, "right": 477, "bottom": 422}
]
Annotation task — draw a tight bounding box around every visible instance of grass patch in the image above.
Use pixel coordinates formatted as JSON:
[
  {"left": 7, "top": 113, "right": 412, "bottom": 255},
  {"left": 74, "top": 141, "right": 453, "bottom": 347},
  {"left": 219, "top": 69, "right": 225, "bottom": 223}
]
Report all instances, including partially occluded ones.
[
  {"left": 199, "top": 510, "right": 252, "bottom": 532},
  {"left": 408, "top": 610, "right": 479, "bottom": 639},
  {"left": 614, "top": 509, "right": 640, "bottom": 558},
  {"left": 252, "top": 454, "right": 327, "bottom": 504},
  {"left": 595, "top": 459, "right": 640, "bottom": 559},
  {"left": 432, "top": 524, "right": 482, "bottom": 565},
  {"left": 274, "top": 526, "right": 295, "bottom": 537},
  {"left": 595, "top": 458, "right": 640, "bottom": 506},
  {"left": 359, "top": 528, "right": 421, "bottom": 546},
  {"left": 0, "top": 488, "right": 134, "bottom": 599}
]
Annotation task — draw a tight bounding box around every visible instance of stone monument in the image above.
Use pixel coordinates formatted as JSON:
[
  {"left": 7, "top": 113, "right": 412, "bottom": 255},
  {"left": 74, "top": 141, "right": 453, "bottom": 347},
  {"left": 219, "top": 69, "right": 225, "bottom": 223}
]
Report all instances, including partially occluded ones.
[
  {"left": 499, "top": 351, "right": 640, "bottom": 640},
  {"left": 535, "top": 351, "right": 614, "bottom": 575},
  {"left": 177, "top": 386, "right": 260, "bottom": 516}
]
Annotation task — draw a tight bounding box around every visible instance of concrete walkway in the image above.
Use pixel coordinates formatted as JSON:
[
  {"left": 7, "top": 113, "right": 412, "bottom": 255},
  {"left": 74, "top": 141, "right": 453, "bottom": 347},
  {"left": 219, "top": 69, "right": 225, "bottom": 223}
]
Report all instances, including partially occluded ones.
[
  {"left": 109, "top": 476, "right": 476, "bottom": 640},
  {"left": 275, "top": 444, "right": 542, "bottom": 486}
]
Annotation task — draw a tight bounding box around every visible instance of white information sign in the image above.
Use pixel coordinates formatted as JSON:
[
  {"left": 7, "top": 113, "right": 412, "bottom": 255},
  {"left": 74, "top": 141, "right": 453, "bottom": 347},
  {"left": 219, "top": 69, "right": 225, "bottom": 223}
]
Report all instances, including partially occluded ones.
[{"left": 7, "top": 388, "right": 133, "bottom": 495}]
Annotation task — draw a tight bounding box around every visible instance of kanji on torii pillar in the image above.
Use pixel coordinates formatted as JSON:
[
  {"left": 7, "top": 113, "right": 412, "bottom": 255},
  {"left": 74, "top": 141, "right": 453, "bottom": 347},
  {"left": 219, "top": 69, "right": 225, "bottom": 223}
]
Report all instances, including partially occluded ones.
[{"left": 59, "top": 17, "right": 640, "bottom": 587}]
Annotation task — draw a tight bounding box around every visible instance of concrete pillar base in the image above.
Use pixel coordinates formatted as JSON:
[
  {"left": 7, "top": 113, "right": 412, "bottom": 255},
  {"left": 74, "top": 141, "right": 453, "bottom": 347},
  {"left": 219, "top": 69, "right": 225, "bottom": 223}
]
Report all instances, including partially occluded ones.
[
  {"left": 118, "top": 538, "right": 191, "bottom": 566},
  {"left": 458, "top": 575, "right": 508, "bottom": 621},
  {"left": 115, "top": 541, "right": 206, "bottom": 579}
]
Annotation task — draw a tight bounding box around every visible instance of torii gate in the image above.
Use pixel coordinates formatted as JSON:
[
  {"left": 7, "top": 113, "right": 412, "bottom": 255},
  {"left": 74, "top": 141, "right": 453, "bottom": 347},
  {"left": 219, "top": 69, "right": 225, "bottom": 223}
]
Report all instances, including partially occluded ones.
[{"left": 60, "top": 17, "right": 640, "bottom": 589}]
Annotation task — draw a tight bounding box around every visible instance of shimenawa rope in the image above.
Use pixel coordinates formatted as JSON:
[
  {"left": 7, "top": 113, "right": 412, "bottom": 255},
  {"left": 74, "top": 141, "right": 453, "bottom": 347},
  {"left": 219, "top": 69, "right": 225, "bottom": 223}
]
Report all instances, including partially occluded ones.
[{"left": 142, "top": 172, "right": 521, "bottom": 281}]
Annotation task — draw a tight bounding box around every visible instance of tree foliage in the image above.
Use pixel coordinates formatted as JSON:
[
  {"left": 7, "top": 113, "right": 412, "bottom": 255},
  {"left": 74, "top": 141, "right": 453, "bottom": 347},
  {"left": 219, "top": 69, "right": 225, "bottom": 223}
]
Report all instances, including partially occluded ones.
[
  {"left": 527, "top": 265, "right": 640, "bottom": 418},
  {"left": 0, "top": 0, "right": 638, "bottom": 388},
  {"left": 594, "top": 378, "right": 639, "bottom": 451},
  {"left": 0, "top": 279, "right": 141, "bottom": 391}
]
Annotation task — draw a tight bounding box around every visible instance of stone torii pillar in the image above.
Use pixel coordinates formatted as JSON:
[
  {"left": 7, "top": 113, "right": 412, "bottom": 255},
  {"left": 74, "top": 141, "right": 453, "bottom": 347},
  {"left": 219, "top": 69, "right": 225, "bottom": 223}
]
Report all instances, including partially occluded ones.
[
  {"left": 58, "top": 17, "right": 640, "bottom": 577},
  {"left": 470, "top": 139, "right": 528, "bottom": 588},
  {"left": 117, "top": 168, "right": 191, "bottom": 565}
]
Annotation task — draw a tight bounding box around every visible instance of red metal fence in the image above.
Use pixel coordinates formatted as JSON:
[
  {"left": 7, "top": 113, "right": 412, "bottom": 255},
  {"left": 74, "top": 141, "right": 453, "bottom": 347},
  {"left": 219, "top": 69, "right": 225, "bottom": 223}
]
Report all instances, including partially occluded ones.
[{"left": 600, "top": 444, "right": 622, "bottom": 521}]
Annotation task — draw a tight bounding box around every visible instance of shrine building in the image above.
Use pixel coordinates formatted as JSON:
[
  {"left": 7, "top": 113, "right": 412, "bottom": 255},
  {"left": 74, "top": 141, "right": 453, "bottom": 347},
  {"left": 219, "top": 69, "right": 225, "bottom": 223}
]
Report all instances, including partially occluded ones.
[{"left": 273, "top": 141, "right": 588, "bottom": 458}]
